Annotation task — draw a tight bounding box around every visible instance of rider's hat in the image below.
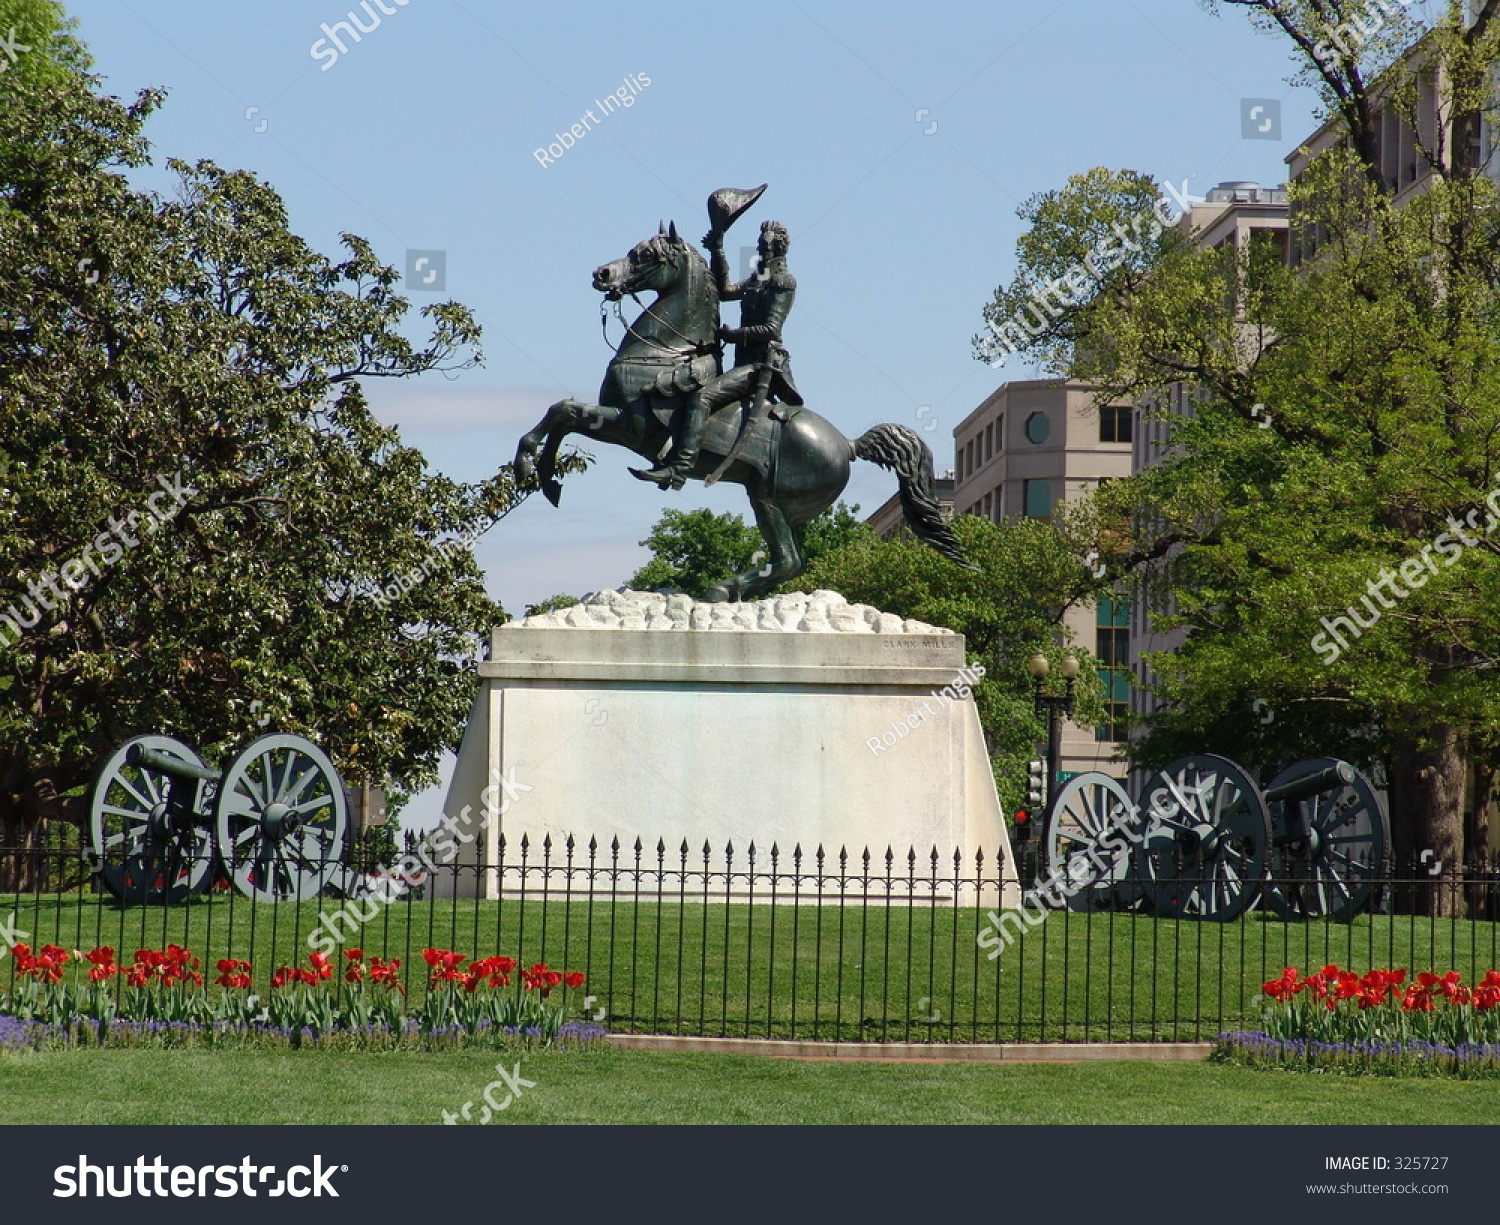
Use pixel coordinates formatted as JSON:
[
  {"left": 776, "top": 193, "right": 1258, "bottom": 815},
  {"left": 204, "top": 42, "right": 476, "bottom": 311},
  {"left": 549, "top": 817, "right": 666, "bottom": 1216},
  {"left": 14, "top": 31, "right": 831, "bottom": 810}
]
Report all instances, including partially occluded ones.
[{"left": 707, "top": 185, "right": 767, "bottom": 235}]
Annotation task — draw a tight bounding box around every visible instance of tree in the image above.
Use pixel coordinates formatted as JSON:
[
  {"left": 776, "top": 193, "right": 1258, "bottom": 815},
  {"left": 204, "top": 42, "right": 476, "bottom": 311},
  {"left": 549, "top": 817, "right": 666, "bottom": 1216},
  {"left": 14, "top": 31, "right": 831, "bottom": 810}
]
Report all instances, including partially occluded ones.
[
  {"left": 799, "top": 515, "right": 1106, "bottom": 806},
  {"left": 977, "top": 1, "right": 1500, "bottom": 906},
  {"left": 625, "top": 501, "right": 872, "bottom": 596},
  {"left": 0, "top": 5, "right": 573, "bottom": 846},
  {"left": 524, "top": 593, "right": 585, "bottom": 617}
]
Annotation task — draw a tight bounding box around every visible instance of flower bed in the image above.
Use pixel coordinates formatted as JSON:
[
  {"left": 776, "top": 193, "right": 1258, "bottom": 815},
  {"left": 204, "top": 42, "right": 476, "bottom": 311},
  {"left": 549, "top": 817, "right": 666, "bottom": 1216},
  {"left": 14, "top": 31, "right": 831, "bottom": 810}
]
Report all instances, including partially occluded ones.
[
  {"left": 0, "top": 943, "right": 602, "bottom": 1053},
  {"left": 1212, "top": 963, "right": 1500, "bottom": 1077}
]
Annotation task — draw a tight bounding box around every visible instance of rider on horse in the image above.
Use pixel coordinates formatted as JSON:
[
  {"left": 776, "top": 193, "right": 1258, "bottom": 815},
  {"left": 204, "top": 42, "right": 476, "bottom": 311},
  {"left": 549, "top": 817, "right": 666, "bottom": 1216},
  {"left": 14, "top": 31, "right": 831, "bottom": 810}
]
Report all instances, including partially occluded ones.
[{"left": 632, "top": 217, "right": 803, "bottom": 489}]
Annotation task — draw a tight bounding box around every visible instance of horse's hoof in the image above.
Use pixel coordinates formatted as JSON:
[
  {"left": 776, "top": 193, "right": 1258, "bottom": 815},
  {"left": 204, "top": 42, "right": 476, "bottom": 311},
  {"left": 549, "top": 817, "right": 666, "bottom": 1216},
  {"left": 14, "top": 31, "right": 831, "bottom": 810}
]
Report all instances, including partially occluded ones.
[
  {"left": 515, "top": 454, "right": 535, "bottom": 482},
  {"left": 542, "top": 478, "right": 562, "bottom": 507},
  {"left": 702, "top": 584, "right": 734, "bottom": 603}
]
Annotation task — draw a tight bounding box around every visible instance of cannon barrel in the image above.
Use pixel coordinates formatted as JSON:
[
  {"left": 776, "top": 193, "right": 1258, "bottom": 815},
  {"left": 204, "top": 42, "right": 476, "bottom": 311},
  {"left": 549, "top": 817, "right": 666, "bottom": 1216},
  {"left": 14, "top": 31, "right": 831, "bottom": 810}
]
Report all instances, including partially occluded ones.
[
  {"left": 126, "top": 743, "right": 222, "bottom": 784},
  {"left": 1263, "top": 760, "right": 1354, "bottom": 805}
]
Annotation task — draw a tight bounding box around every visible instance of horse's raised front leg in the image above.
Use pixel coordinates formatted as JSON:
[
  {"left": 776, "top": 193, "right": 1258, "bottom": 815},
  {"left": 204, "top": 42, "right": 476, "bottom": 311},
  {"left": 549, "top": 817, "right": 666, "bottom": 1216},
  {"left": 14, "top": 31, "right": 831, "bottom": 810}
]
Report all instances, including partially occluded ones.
[
  {"left": 514, "top": 399, "right": 610, "bottom": 506},
  {"left": 704, "top": 492, "right": 806, "bottom": 602}
]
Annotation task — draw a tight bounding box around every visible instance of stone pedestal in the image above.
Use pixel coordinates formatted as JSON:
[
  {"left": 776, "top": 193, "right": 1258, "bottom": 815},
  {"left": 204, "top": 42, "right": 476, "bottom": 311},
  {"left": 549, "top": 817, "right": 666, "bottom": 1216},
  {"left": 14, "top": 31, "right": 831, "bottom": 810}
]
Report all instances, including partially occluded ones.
[{"left": 442, "top": 590, "right": 1017, "bottom": 905}]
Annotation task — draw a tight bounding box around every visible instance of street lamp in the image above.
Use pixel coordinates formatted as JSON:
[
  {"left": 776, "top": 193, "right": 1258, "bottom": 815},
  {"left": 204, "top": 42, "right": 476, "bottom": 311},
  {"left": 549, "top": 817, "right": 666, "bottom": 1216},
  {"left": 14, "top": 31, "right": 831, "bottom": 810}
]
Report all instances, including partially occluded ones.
[{"left": 1029, "top": 652, "right": 1079, "bottom": 809}]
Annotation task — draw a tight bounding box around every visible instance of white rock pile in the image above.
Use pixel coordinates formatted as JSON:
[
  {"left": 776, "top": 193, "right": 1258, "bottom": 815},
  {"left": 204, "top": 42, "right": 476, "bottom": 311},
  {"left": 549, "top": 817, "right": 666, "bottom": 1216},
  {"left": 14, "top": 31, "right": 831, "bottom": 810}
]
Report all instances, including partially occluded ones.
[{"left": 514, "top": 589, "right": 952, "bottom": 635}]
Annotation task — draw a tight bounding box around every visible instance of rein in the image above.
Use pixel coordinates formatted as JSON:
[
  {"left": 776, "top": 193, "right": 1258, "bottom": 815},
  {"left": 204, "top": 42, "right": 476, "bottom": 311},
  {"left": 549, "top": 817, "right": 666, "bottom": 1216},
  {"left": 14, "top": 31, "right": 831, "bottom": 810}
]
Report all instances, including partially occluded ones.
[{"left": 598, "top": 258, "right": 719, "bottom": 362}]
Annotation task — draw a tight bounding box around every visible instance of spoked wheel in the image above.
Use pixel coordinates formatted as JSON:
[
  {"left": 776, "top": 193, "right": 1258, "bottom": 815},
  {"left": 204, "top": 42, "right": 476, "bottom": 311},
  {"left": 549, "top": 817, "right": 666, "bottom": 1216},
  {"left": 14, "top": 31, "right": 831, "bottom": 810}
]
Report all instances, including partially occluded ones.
[
  {"left": 86, "top": 735, "right": 216, "bottom": 903},
  {"left": 214, "top": 734, "right": 349, "bottom": 902},
  {"left": 1263, "top": 757, "right": 1390, "bottom": 921},
  {"left": 1134, "top": 754, "right": 1270, "bottom": 921},
  {"left": 1037, "top": 772, "right": 1140, "bottom": 911}
]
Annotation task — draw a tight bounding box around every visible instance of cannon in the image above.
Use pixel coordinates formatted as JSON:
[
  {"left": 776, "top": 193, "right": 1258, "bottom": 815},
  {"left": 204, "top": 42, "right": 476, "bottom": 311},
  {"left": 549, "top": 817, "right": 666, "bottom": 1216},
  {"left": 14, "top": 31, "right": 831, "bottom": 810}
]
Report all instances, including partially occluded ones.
[
  {"left": 1261, "top": 757, "right": 1390, "bottom": 919},
  {"left": 87, "top": 733, "right": 350, "bottom": 903},
  {"left": 1035, "top": 754, "right": 1390, "bottom": 922}
]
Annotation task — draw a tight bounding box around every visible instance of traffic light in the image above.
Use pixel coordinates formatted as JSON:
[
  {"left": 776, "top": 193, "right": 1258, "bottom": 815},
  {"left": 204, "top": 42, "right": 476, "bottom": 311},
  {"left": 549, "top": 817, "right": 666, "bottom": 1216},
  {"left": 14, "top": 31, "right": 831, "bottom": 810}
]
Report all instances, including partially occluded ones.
[
  {"left": 1013, "top": 808, "right": 1031, "bottom": 845},
  {"left": 1026, "top": 759, "right": 1046, "bottom": 809}
]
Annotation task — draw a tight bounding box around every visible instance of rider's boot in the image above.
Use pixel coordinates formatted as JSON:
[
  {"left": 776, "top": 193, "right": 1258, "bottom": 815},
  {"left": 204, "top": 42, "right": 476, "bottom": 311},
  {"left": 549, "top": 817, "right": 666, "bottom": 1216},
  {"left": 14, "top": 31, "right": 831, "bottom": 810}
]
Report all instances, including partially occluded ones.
[{"left": 632, "top": 398, "right": 707, "bottom": 490}]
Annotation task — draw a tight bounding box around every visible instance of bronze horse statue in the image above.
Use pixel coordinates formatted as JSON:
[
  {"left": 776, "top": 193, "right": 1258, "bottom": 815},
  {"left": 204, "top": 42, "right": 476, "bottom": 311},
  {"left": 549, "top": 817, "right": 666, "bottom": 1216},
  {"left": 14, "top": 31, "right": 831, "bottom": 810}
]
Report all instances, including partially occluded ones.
[{"left": 513, "top": 219, "right": 975, "bottom": 601}]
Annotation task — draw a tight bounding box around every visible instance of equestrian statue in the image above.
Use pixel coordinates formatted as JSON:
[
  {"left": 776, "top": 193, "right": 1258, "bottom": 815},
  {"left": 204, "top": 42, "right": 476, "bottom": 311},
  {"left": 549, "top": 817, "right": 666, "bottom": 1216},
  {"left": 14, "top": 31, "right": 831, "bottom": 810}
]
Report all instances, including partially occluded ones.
[{"left": 513, "top": 185, "right": 977, "bottom": 601}]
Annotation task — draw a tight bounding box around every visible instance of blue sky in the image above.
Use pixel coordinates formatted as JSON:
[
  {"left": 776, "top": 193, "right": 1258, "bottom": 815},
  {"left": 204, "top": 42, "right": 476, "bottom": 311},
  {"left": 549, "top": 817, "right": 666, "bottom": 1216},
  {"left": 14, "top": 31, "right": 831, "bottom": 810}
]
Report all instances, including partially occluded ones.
[{"left": 62, "top": 0, "right": 1442, "bottom": 825}]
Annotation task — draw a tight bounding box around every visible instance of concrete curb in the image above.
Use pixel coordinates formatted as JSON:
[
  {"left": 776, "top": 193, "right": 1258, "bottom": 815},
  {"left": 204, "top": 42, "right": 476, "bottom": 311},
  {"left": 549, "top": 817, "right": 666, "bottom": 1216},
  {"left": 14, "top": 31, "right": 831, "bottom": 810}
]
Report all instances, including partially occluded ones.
[{"left": 604, "top": 1034, "right": 1213, "bottom": 1063}]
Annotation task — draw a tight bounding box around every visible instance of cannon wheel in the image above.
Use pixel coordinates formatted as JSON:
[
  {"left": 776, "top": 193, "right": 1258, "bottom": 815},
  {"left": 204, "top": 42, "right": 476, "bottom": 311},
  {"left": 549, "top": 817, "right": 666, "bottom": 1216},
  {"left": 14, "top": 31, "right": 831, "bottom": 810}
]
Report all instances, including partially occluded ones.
[
  {"left": 214, "top": 734, "right": 349, "bottom": 902},
  {"left": 1037, "top": 773, "right": 1140, "bottom": 911},
  {"left": 1264, "top": 757, "right": 1390, "bottom": 921},
  {"left": 87, "top": 734, "right": 216, "bottom": 903},
  {"left": 1134, "top": 754, "right": 1270, "bottom": 921}
]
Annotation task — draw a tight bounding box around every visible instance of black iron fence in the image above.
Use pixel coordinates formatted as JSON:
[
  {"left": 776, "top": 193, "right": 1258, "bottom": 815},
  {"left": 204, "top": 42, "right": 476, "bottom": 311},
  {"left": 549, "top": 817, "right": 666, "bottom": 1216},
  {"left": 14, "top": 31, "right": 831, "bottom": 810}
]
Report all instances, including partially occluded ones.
[{"left": 4, "top": 836, "right": 1500, "bottom": 1044}]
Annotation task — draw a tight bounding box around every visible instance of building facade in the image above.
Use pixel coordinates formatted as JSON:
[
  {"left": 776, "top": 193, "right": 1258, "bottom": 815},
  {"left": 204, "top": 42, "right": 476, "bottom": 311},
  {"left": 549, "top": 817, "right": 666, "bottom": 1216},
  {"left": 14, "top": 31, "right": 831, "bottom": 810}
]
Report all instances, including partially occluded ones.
[
  {"left": 866, "top": 475, "right": 954, "bottom": 542},
  {"left": 951, "top": 380, "right": 1136, "bottom": 781},
  {"left": 1128, "top": 183, "right": 1291, "bottom": 736}
]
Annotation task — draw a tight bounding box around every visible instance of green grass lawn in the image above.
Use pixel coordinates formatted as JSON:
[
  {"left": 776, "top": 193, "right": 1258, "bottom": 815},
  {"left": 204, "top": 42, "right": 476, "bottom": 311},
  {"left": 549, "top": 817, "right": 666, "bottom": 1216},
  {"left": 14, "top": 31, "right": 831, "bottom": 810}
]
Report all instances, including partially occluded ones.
[
  {"left": 0, "top": 1046, "right": 1493, "bottom": 1124},
  {"left": 7, "top": 891, "right": 1500, "bottom": 1043}
]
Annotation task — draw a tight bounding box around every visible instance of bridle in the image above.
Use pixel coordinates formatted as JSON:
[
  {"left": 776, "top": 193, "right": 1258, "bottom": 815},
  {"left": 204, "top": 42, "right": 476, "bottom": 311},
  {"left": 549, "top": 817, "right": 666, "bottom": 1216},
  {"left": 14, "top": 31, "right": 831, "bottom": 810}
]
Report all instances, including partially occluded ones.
[{"left": 598, "top": 243, "right": 718, "bottom": 360}]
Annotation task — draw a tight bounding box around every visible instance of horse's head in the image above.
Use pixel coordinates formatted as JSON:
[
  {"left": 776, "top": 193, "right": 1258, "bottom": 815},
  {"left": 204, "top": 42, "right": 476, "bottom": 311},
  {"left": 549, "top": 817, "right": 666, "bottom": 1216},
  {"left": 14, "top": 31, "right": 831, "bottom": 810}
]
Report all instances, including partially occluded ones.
[{"left": 593, "top": 221, "right": 701, "bottom": 300}]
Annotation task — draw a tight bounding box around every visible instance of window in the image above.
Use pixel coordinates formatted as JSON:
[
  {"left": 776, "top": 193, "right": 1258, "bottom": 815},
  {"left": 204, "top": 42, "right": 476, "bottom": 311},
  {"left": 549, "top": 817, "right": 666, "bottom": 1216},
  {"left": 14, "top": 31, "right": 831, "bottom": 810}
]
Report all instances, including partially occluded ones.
[
  {"left": 984, "top": 422, "right": 994, "bottom": 460},
  {"left": 1024, "top": 412, "right": 1051, "bottom": 444},
  {"left": 1023, "top": 478, "right": 1051, "bottom": 520},
  {"left": 1095, "top": 596, "right": 1130, "bottom": 742},
  {"left": 1099, "top": 404, "right": 1133, "bottom": 444}
]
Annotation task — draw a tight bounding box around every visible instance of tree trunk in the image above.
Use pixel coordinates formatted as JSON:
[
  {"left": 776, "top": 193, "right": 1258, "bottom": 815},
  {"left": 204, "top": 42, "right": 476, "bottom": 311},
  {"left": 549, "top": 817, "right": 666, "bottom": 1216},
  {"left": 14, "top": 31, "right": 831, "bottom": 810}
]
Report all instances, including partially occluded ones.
[
  {"left": 0, "top": 761, "right": 84, "bottom": 893},
  {"left": 1468, "top": 755, "right": 1497, "bottom": 919},
  {"left": 1390, "top": 728, "right": 1466, "bottom": 917}
]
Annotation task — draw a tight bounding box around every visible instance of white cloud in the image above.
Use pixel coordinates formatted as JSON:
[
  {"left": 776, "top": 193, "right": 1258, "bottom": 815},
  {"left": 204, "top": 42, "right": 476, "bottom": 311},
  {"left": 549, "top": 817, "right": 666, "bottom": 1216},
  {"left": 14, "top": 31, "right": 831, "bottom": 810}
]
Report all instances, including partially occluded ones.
[{"left": 361, "top": 381, "right": 567, "bottom": 436}]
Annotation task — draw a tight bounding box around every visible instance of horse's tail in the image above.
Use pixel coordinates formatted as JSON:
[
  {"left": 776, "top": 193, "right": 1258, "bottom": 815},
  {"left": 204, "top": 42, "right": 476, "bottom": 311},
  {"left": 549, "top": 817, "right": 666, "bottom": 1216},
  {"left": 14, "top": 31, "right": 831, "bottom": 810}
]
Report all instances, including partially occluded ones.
[{"left": 854, "top": 424, "right": 980, "bottom": 571}]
